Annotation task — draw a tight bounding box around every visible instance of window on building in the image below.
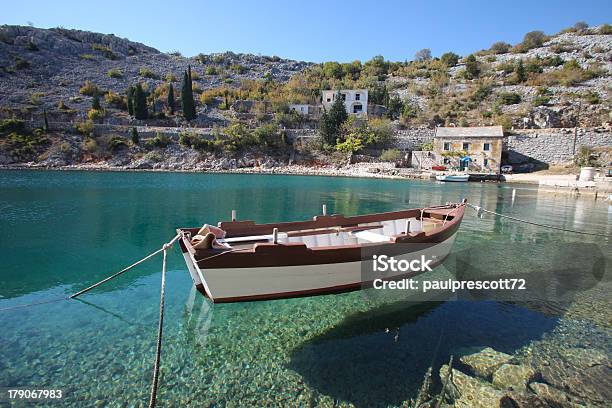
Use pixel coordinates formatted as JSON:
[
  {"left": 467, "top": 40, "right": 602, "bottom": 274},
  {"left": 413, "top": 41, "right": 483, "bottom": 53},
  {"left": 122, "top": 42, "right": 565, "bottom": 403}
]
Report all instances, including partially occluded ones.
[
  {"left": 353, "top": 104, "right": 363, "bottom": 113},
  {"left": 341, "top": 94, "right": 346, "bottom": 101},
  {"left": 443, "top": 158, "right": 451, "bottom": 165},
  {"left": 462, "top": 142, "right": 470, "bottom": 151},
  {"left": 443, "top": 142, "right": 451, "bottom": 151},
  {"left": 483, "top": 143, "right": 491, "bottom": 151},
  {"left": 326, "top": 98, "right": 331, "bottom": 102},
  {"left": 355, "top": 93, "right": 360, "bottom": 101}
]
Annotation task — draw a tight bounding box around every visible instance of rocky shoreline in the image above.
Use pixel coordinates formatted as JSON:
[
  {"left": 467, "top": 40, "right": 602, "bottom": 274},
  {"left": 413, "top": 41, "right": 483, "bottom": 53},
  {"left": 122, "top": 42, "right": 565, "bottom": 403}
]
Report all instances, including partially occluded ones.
[
  {"left": 0, "top": 161, "right": 432, "bottom": 180},
  {"left": 3, "top": 162, "right": 611, "bottom": 200}
]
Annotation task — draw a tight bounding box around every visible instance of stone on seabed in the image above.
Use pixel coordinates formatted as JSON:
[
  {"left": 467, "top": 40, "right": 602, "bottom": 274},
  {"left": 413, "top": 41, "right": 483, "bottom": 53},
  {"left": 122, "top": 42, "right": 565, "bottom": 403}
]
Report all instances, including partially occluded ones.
[
  {"left": 492, "top": 363, "right": 536, "bottom": 391},
  {"left": 439, "top": 364, "right": 504, "bottom": 408},
  {"left": 529, "top": 382, "right": 587, "bottom": 408},
  {"left": 458, "top": 346, "right": 512, "bottom": 379}
]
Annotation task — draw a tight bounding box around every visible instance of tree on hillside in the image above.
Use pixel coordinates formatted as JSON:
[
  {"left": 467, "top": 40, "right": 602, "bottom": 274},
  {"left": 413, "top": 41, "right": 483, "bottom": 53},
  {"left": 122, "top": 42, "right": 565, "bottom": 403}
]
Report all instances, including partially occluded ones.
[
  {"left": 319, "top": 92, "right": 348, "bottom": 145},
  {"left": 386, "top": 95, "right": 404, "bottom": 120},
  {"left": 369, "top": 84, "right": 389, "bottom": 106},
  {"left": 490, "top": 41, "right": 511, "bottom": 54},
  {"left": 130, "top": 127, "right": 139, "bottom": 145},
  {"left": 92, "top": 94, "right": 101, "bottom": 110},
  {"left": 167, "top": 83, "right": 175, "bottom": 114},
  {"left": 414, "top": 48, "right": 432, "bottom": 62},
  {"left": 465, "top": 54, "right": 480, "bottom": 79},
  {"left": 126, "top": 85, "right": 135, "bottom": 116},
  {"left": 181, "top": 66, "right": 196, "bottom": 120},
  {"left": 43, "top": 108, "right": 49, "bottom": 132},
  {"left": 574, "top": 21, "right": 588, "bottom": 33},
  {"left": 515, "top": 59, "right": 526, "bottom": 83},
  {"left": 133, "top": 83, "right": 148, "bottom": 120},
  {"left": 440, "top": 52, "right": 459, "bottom": 67},
  {"left": 322, "top": 61, "right": 343, "bottom": 79},
  {"left": 522, "top": 31, "right": 547, "bottom": 50}
]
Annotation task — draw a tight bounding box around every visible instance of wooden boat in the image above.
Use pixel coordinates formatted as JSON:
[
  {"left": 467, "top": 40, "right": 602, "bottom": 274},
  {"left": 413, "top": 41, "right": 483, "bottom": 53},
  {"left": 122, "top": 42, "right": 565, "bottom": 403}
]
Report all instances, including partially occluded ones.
[
  {"left": 435, "top": 174, "right": 470, "bottom": 182},
  {"left": 177, "top": 202, "right": 466, "bottom": 303},
  {"left": 468, "top": 173, "right": 503, "bottom": 182}
]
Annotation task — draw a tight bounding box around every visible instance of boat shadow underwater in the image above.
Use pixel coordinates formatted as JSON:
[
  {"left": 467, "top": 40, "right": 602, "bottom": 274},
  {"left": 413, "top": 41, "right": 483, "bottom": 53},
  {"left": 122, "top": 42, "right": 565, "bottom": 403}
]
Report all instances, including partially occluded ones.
[
  {"left": 288, "top": 297, "right": 559, "bottom": 407},
  {"left": 288, "top": 240, "right": 609, "bottom": 407}
]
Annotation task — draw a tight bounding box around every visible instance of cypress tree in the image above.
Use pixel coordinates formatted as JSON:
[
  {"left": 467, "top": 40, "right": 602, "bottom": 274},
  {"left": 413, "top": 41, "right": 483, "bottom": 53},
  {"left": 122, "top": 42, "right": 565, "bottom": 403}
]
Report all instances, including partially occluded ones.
[
  {"left": 181, "top": 66, "right": 196, "bottom": 120},
  {"left": 465, "top": 54, "right": 480, "bottom": 79},
  {"left": 319, "top": 92, "right": 348, "bottom": 145},
  {"left": 43, "top": 108, "right": 49, "bottom": 132},
  {"left": 133, "top": 83, "right": 148, "bottom": 120},
  {"left": 126, "top": 85, "right": 135, "bottom": 116},
  {"left": 167, "top": 83, "right": 175, "bottom": 114},
  {"left": 515, "top": 59, "right": 527, "bottom": 83},
  {"left": 130, "top": 127, "right": 139, "bottom": 145},
  {"left": 92, "top": 94, "right": 101, "bottom": 110}
]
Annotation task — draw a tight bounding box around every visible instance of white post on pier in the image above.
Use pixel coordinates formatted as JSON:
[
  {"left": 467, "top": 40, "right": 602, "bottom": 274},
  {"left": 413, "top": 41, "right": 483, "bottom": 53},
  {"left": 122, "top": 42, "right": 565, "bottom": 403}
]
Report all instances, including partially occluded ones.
[
  {"left": 272, "top": 228, "right": 279, "bottom": 244},
  {"left": 322, "top": 204, "right": 327, "bottom": 216},
  {"left": 231, "top": 210, "right": 237, "bottom": 222}
]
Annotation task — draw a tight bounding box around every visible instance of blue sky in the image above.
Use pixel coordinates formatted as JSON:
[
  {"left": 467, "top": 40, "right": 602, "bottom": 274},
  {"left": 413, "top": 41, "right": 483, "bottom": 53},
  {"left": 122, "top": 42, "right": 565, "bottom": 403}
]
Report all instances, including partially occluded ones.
[{"left": 2, "top": 1, "right": 611, "bottom": 62}]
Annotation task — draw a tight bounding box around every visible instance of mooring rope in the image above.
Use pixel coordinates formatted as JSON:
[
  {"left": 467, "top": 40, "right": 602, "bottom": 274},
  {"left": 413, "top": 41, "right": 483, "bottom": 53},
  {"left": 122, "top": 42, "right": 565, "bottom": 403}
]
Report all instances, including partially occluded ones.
[
  {"left": 0, "top": 297, "right": 67, "bottom": 313},
  {"left": 0, "top": 233, "right": 183, "bottom": 313},
  {"left": 466, "top": 203, "right": 611, "bottom": 238},
  {"left": 148, "top": 242, "right": 171, "bottom": 408},
  {"left": 70, "top": 233, "right": 182, "bottom": 299}
]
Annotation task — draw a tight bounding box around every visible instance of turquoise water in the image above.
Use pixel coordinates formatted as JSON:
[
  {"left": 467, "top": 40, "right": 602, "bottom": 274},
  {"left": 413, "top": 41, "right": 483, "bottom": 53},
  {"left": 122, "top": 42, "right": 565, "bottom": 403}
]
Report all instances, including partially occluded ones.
[{"left": 0, "top": 170, "right": 610, "bottom": 407}]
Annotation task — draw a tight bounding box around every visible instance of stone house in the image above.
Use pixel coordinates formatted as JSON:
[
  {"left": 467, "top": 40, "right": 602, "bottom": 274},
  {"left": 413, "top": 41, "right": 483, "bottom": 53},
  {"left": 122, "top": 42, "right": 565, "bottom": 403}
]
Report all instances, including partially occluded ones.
[
  {"left": 321, "top": 89, "right": 368, "bottom": 117},
  {"left": 288, "top": 104, "right": 322, "bottom": 117},
  {"left": 428, "top": 126, "right": 504, "bottom": 171}
]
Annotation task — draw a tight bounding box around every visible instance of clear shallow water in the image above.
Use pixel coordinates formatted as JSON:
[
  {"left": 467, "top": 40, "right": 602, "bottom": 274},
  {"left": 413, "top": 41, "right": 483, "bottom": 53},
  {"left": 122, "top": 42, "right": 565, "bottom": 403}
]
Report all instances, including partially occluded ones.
[{"left": 0, "top": 170, "right": 610, "bottom": 407}]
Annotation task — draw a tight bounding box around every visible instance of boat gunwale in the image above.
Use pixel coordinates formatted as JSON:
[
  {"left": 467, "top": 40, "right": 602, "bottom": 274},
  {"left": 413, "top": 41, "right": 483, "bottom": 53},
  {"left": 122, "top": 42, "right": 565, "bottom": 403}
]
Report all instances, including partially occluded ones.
[{"left": 177, "top": 204, "right": 465, "bottom": 268}]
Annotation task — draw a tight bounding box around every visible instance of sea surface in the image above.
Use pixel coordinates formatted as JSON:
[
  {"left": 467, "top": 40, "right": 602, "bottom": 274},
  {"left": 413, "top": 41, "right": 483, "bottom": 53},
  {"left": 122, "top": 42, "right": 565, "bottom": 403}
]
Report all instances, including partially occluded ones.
[{"left": 0, "top": 170, "right": 610, "bottom": 407}]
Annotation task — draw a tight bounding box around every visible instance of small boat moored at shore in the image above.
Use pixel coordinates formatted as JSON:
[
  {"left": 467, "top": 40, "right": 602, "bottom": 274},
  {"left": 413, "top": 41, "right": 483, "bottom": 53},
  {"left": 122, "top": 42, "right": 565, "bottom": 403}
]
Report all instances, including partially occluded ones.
[
  {"left": 177, "top": 202, "right": 466, "bottom": 303},
  {"left": 435, "top": 174, "right": 470, "bottom": 182}
]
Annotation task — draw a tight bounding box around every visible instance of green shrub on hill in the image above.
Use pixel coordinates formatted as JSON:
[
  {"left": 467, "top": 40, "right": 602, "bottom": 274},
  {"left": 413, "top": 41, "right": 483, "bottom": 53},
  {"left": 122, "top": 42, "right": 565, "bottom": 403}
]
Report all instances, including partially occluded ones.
[
  {"left": 108, "top": 136, "right": 128, "bottom": 151},
  {"left": 599, "top": 24, "right": 612, "bottom": 35},
  {"left": 497, "top": 92, "right": 522, "bottom": 105},
  {"left": 489, "top": 41, "right": 511, "bottom": 54},
  {"left": 107, "top": 68, "right": 123, "bottom": 78},
  {"left": 513, "top": 31, "right": 548, "bottom": 53},
  {"left": 79, "top": 81, "right": 99, "bottom": 96},
  {"left": 139, "top": 67, "right": 159, "bottom": 79},
  {"left": 1, "top": 129, "right": 49, "bottom": 161},
  {"left": 145, "top": 133, "right": 171, "bottom": 149},
  {"left": 74, "top": 120, "right": 94, "bottom": 136},
  {"left": 440, "top": 52, "right": 459, "bottom": 67},
  {"left": 380, "top": 148, "right": 401, "bottom": 162},
  {"left": 14, "top": 57, "right": 30, "bottom": 69},
  {"left": 104, "top": 91, "right": 126, "bottom": 109},
  {"left": 91, "top": 43, "right": 117, "bottom": 60},
  {"left": 0, "top": 119, "right": 25, "bottom": 134}
]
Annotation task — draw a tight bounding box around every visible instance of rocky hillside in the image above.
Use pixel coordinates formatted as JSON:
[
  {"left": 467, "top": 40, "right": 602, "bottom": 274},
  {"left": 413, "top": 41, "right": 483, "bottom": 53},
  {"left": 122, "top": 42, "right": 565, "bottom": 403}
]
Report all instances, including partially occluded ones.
[
  {"left": 0, "top": 24, "right": 610, "bottom": 169},
  {"left": 388, "top": 26, "right": 611, "bottom": 129},
  {"left": 0, "top": 25, "right": 311, "bottom": 124}
]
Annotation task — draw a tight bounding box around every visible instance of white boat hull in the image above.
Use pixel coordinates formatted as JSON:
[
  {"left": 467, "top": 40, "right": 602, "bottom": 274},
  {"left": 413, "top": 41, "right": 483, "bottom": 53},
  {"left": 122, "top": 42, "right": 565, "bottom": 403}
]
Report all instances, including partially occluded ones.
[
  {"left": 182, "top": 233, "right": 457, "bottom": 302},
  {"left": 436, "top": 174, "right": 469, "bottom": 182}
]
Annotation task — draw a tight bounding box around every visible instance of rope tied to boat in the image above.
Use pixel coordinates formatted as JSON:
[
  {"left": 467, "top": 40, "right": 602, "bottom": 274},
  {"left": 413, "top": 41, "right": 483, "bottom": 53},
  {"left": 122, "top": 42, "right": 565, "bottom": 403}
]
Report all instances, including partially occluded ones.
[
  {"left": 0, "top": 233, "right": 184, "bottom": 313},
  {"left": 69, "top": 232, "right": 181, "bottom": 299},
  {"left": 466, "top": 203, "right": 611, "bottom": 238},
  {"left": 149, "top": 239, "right": 172, "bottom": 408}
]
